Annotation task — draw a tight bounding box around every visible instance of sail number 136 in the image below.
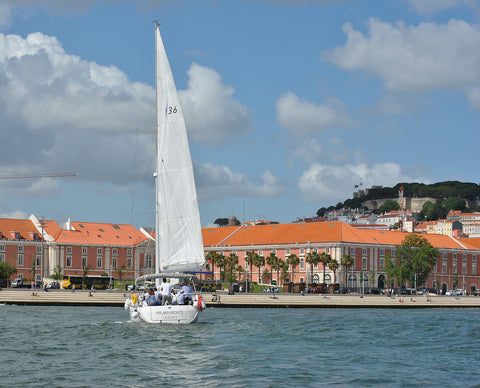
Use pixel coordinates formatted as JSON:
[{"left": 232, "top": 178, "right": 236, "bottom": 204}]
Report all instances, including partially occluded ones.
[{"left": 167, "top": 106, "right": 178, "bottom": 115}]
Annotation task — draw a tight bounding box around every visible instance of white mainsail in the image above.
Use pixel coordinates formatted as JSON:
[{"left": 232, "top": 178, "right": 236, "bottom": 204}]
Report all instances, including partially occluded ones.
[{"left": 155, "top": 25, "right": 205, "bottom": 272}]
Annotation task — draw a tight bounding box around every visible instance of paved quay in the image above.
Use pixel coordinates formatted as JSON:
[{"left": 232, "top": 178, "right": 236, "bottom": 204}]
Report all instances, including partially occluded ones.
[{"left": 2, "top": 289, "right": 480, "bottom": 308}]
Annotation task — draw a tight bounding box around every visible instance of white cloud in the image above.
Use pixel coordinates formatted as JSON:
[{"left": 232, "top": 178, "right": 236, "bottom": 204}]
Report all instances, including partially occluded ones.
[
  {"left": 298, "top": 162, "right": 427, "bottom": 204},
  {"left": 322, "top": 18, "right": 480, "bottom": 107},
  {"left": 0, "top": 210, "right": 29, "bottom": 219},
  {"left": 180, "top": 63, "right": 252, "bottom": 146},
  {"left": 276, "top": 92, "right": 354, "bottom": 135},
  {"left": 195, "top": 161, "right": 287, "bottom": 200}
]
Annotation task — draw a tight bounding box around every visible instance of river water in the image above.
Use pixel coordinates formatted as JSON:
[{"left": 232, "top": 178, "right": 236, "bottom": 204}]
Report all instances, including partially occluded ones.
[{"left": 1, "top": 304, "right": 479, "bottom": 387}]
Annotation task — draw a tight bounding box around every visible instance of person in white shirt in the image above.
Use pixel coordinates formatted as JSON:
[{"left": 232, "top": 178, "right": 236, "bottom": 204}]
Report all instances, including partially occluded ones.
[{"left": 160, "top": 278, "right": 174, "bottom": 305}]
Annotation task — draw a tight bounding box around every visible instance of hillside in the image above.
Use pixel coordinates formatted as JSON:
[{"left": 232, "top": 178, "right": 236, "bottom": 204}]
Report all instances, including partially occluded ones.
[{"left": 317, "top": 181, "right": 480, "bottom": 215}]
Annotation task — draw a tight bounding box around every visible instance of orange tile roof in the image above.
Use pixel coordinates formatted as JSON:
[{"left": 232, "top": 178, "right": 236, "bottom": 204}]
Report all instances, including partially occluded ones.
[
  {"left": 202, "top": 221, "right": 475, "bottom": 251},
  {"left": 43, "top": 220, "right": 148, "bottom": 246},
  {"left": 0, "top": 218, "right": 39, "bottom": 240}
]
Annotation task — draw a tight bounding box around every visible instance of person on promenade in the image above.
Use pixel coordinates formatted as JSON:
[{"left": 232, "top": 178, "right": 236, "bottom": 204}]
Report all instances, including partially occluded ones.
[{"left": 160, "top": 278, "right": 174, "bottom": 305}]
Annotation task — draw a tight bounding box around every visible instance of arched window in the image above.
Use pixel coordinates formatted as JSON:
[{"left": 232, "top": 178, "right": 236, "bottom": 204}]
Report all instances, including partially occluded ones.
[{"left": 324, "top": 274, "right": 331, "bottom": 284}]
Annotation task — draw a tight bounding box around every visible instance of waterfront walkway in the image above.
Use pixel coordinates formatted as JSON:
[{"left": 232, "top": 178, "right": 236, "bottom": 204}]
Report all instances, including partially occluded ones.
[{"left": 2, "top": 289, "right": 480, "bottom": 308}]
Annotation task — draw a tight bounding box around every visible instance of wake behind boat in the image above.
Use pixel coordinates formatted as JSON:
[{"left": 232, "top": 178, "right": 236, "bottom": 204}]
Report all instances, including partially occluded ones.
[{"left": 124, "top": 22, "right": 206, "bottom": 324}]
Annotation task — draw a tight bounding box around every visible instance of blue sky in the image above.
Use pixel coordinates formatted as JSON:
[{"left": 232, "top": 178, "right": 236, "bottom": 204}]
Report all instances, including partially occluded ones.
[{"left": 0, "top": 0, "right": 479, "bottom": 228}]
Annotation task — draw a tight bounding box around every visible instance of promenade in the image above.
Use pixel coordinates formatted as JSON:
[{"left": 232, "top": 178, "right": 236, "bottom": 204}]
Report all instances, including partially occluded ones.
[{"left": 2, "top": 289, "right": 480, "bottom": 308}]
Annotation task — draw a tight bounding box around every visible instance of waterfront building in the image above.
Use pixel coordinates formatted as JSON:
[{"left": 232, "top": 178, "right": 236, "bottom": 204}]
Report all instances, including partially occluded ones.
[{"left": 1, "top": 216, "right": 480, "bottom": 294}]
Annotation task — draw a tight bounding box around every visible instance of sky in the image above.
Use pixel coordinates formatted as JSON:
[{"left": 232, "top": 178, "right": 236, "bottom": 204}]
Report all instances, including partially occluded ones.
[{"left": 0, "top": 0, "right": 479, "bottom": 228}]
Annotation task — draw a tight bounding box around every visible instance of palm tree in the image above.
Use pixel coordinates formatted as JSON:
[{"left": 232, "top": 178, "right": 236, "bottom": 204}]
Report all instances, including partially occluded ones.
[
  {"left": 266, "top": 252, "right": 279, "bottom": 285},
  {"left": 254, "top": 255, "right": 265, "bottom": 284},
  {"left": 206, "top": 251, "right": 218, "bottom": 279},
  {"left": 225, "top": 252, "right": 239, "bottom": 286},
  {"left": 245, "top": 251, "right": 257, "bottom": 285},
  {"left": 319, "top": 252, "right": 331, "bottom": 284},
  {"left": 214, "top": 253, "right": 227, "bottom": 282},
  {"left": 328, "top": 259, "right": 339, "bottom": 284},
  {"left": 236, "top": 265, "right": 245, "bottom": 281},
  {"left": 306, "top": 251, "right": 321, "bottom": 286},
  {"left": 276, "top": 258, "right": 285, "bottom": 285},
  {"left": 287, "top": 254, "right": 300, "bottom": 283},
  {"left": 341, "top": 255, "right": 354, "bottom": 290}
]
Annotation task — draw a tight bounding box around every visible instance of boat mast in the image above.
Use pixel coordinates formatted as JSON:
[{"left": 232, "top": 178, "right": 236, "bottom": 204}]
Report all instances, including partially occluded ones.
[{"left": 154, "top": 20, "right": 161, "bottom": 282}]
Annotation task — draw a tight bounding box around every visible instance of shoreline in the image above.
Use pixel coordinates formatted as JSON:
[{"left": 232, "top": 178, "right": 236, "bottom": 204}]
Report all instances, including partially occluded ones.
[{"left": 2, "top": 289, "right": 480, "bottom": 308}]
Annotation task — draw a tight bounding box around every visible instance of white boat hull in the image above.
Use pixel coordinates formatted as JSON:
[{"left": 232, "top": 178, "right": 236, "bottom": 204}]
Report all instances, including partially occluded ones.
[{"left": 125, "top": 294, "right": 205, "bottom": 324}]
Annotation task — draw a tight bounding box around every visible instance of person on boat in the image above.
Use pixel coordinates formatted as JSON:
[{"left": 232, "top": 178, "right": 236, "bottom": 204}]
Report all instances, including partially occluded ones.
[
  {"left": 160, "top": 278, "right": 175, "bottom": 305},
  {"left": 145, "top": 288, "right": 157, "bottom": 306},
  {"left": 181, "top": 281, "right": 194, "bottom": 304}
]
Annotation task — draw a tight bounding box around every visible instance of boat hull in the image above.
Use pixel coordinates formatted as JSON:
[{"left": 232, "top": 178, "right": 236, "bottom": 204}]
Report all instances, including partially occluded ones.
[{"left": 125, "top": 293, "right": 205, "bottom": 324}]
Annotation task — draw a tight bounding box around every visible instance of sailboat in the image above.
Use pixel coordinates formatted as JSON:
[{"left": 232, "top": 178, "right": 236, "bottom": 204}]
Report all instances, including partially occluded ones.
[{"left": 124, "top": 22, "right": 206, "bottom": 324}]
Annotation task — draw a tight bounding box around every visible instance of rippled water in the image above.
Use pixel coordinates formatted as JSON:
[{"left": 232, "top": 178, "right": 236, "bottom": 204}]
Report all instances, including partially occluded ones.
[{"left": 2, "top": 304, "right": 480, "bottom": 387}]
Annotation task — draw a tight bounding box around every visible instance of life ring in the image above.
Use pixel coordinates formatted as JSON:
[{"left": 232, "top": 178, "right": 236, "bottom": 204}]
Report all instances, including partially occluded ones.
[
  {"left": 131, "top": 293, "right": 138, "bottom": 305},
  {"left": 197, "top": 295, "right": 205, "bottom": 312}
]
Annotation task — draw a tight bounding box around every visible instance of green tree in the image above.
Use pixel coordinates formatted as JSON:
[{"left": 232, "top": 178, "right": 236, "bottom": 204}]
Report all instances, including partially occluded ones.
[
  {"left": 116, "top": 264, "right": 126, "bottom": 283},
  {"left": 254, "top": 254, "right": 265, "bottom": 284},
  {"left": 379, "top": 199, "right": 400, "bottom": 214},
  {"left": 341, "top": 255, "right": 354, "bottom": 289},
  {"left": 306, "top": 251, "right": 321, "bottom": 285},
  {"left": 394, "top": 234, "right": 439, "bottom": 289},
  {"left": 319, "top": 253, "right": 331, "bottom": 284},
  {"left": 287, "top": 254, "right": 300, "bottom": 283},
  {"left": 280, "top": 260, "right": 289, "bottom": 285},
  {"left": 236, "top": 265, "right": 245, "bottom": 281},
  {"left": 266, "top": 252, "right": 279, "bottom": 285},
  {"left": 51, "top": 264, "right": 63, "bottom": 281},
  {"left": 245, "top": 251, "right": 257, "bottom": 284},
  {"left": 225, "top": 253, "right": 238, "bottom": 286},
  {"left": 328, "top": 259, "right": 339, "bottom": 283},
  {"left": 214, "top": 218, "right": 229, "bottom": 226},
  {"left": 0, "top": 262, "right": 17, "bottom": 282},
  {"left": 443, "top": 197, "right": 466, "bottom": 212}
]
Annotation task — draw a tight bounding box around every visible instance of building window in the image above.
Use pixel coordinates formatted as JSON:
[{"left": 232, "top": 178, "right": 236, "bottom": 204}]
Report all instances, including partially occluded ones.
[
  {"left": 66, "top": 256, "right": 72, "bottom": 267},
  {"left": 82, "top": 247, "right": 88, "bottom": 255},
  {"left": 380, "top": 249, "right": 385, "bottom": 256},
  {"left": 258, "top": 249, "right": 263, "bottom": 256},
  {"left": 145, "top": 254, "right": 153, "bottom": 268},
  {"left": 18, "top": 254, "right": 23, "bottom": 266},
  {"left": 462, "top": 259, "right": 467, "bottom": 275},
  {"left": 36, "top": 274, "right": 42, "bottom": 282},
  {"left": 82, "top": 257, "right": 87, "bottom": 268},
  {"left": 286, "top": 248, "right": 290, "bottom": 255},
  {"left": 473, "top": 258, "right": 477, "bottom": 275},
  {"left": 0, "top": 253, "right": 4, "bottom": 262},
  {"left": 324, "top": 274, "right": 332, "bottom": 284},
  {"left": 325, "top": 247, "right": 330, "bottom": 254},
  {"left": 391, "top": 249, "right": 395, "bottom": 257},
  {"left": 127, "top": 257, "right": 132, "bottom": 269},
  {"left": 112, "top": 248, "right": 118, "bottom": 256},
  {"left": 442, "top": 260, "right": 447, "bottom": 274},
  {"left": 36, "top": 246, "right": 42, "bottom": 253},
  {"left": 300, "top": 248, "right": 305, "bottom": 255},
  {"left": 350, "top": 248, "right": 355, "bottom": 255},
  {"left": 127, "top": 249, "right": 132, "bottom": 256},
  {"left": 362, "top": 248, "right": 367, "bottom": 255},
  {"left": 0, "top": 245, "right": 4, "bottom": 251},
  {"left": 313, "top": 248, "right": 318, "bottom": 253},
  {"left": 453, "top": 260, "right": 457, "bottom": 274},
  {"left": 432, "top": 280, "right": 436, "bottom": 289},
  {"left": 36, "top": 255, "right": 41, "bottom": 266},
  {"left": 97, "top": 256, "right": 102, "bottom": 268},
  {"left": 300, "top": 257, "right": 305, "bottom": 269},
  {"left": 112, "top": 257, "right": 118, "bottom": 269},
  {"left": 433, "top": 259, "right": 437, "bottom": 273},
  {"left": 18, "top": 246, "right": 24, "bottom": 253},
  {"left": 380, "top": 257, "right": 385, "bottom": 269},
  {"left": 299, "top": 277, "right": 304, "bottom": 283},
  {"left": 97, "top": 248, "right": 103, "bottom": 255},
  {"left": 67, "top": 247, "right": 72, "bottom": 254},
  {"left": 362, "top": 257, "right": 367, "bottom": 270}
]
